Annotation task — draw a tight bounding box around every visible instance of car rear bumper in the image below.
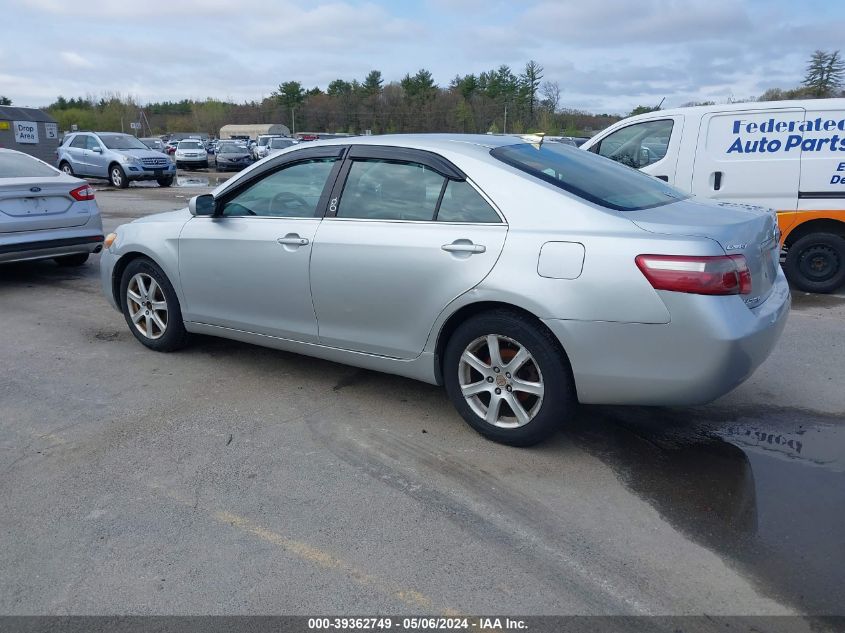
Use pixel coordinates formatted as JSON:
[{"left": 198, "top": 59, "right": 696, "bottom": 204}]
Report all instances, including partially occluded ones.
[
  {"left": 0, "top": 233, "right": 104, "bottom": 264},
  {"left": 543, "top": 271, "right": 791, "bottom": 406}
]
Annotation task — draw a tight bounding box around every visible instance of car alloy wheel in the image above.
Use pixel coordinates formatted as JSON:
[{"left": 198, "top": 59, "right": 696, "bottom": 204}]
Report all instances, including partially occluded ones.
[
  {"left": 126, "top": 272, "right": 168, "bottom": 340},
  {"left": 60, "top": 163, "right": 73, "bottom": 175},
  {"left": 458, "top": 334, "right": 544, "bottom": 428},
  {"left": 111, "top": 166, "right": 125, "bottom": 187}
]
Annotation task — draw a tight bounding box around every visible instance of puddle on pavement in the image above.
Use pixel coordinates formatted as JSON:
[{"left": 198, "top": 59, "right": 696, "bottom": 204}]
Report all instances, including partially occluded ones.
[
  {"left": 176, "top": 175, "right": 226, "bottom": 187},
  {"left": 567, "top": 405, "right": 845, "bottom": 616}
]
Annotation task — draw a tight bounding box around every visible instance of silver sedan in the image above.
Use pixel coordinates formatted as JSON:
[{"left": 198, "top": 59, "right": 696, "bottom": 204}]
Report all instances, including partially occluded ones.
[
  {"left": 100, "top": 134, "right": 790, "bottom": 445},
  {"left": 1, "top": 148, "right": 104, "bottom": 266}
]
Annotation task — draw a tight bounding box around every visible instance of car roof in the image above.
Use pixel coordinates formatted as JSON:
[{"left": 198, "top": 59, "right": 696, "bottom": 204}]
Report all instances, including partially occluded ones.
[{"left": 303, "top": 133, "right": 524, "bottom": 161}]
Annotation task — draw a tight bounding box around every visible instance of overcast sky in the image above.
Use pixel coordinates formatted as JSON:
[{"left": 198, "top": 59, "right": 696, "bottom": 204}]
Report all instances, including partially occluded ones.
[{"left": 1, "top": 0, "right": 842, "bottom": 114}]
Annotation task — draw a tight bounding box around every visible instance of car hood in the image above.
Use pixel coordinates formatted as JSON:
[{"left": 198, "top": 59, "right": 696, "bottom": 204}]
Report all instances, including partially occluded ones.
[{"left": 131, "top": 208, "right": 192, "bottom": 225}]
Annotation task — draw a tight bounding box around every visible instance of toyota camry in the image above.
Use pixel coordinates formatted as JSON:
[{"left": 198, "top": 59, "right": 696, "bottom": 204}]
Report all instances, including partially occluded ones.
[{"left": 100, "top": 134, "right": 789, "bottom": 445}]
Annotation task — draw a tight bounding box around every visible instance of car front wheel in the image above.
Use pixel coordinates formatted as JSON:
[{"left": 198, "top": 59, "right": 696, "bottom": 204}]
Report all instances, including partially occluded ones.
[
  {"left": 120, "top": 258, "right": 189, "bottom": 352},
  {"left": 443, "top": 310, "right": 576, "bottom": 446},
  {"left": 157, "top": 176, "right": 173, "bottom": 187},
  {"left": 110, "top": 164, "right": 129, "bottom": 188}
]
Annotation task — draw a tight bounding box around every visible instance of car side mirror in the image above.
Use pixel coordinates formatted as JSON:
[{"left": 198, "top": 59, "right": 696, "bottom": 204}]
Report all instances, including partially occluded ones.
[
  {"left": 189, "top": 194, "right": 215, "bottom": 216},
  {"left": 92, "top": 146, "right": 103, "bottom": 153}
]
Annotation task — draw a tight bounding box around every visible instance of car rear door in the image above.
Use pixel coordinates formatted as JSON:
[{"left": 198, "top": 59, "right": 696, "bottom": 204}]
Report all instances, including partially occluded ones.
[
  {"left": 64, "top": 135, "right": 89, "bottom": 174},
  {"left": 690, "top": 107, "right": 804, "bottom": 212},
  {"left": 178, "top": 146, "right": 344, "bottom": 342},
  {"left": 309, "top": 145, "right": 508, "bottom": 360}
]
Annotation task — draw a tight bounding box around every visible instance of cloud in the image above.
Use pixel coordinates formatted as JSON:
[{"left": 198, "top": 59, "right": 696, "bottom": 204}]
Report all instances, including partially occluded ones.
[{"left": 59, "top": 51, "right": 93, "bottom": 68}]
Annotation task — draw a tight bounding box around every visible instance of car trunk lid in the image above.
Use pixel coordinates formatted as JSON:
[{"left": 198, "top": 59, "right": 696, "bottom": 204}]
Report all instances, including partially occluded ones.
[
  {"left": 626, "top": 198, "right": 780, "bottom": 308},
  {"left": 0, "top": 178, "right": 91, "bottom": 233}
]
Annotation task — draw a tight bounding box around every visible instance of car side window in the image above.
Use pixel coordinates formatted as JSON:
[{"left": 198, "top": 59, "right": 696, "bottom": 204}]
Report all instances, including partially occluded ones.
[
  {"left": 86, "top": 136, "right": 102, "bottom": 151},
  {"left": 336, "top": 159, "right": 445, "bottom": 221},
  {"left": 436, "top": 180, "right": 500, "bottom": 223},
  {"left": 70, "top": 135, "right": 87, "bottom": 149},
  {"left": 596, "top": 119, "right": 674, "bottom": 169},
  {"left": 221, "top": 158, "right": 337, "bottom": 218}
]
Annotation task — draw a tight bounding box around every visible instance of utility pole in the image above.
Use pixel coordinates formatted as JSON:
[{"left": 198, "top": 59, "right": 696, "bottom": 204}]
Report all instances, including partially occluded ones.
[
  {"left": 291, "top": 108, "right": 296, "bottom": 135},
  {"left": 503, "top": 104, "right": 508, "bottom": 134}
]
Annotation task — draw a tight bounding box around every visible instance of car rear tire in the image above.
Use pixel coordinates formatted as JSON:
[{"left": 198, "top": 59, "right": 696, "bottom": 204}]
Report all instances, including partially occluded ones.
[
  {"left": 59, "top": 162, "right": 74, "bottom": 176},
  {"left": 110, "top": 164, "right": 129, "bottom": 189},
  {"left": 443, "top": 309, "right": 576, "bottom": 446},
  {"left": 157, "top": 176, "right": 174, "bottom": 187},
  {"left": 54, "top": 253, "right": 89, "bottom": 266},
  {"left": 120, "top": 258, "right": 189, "bottom": 352},
  {"left": 784, "top": 232, "right": 845, "bottom": 293}
]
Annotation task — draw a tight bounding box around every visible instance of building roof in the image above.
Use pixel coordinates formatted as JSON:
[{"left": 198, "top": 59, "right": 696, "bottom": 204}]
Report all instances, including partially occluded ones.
[{"left": 0, "top": 106, "right": 57, "bottom": 123}]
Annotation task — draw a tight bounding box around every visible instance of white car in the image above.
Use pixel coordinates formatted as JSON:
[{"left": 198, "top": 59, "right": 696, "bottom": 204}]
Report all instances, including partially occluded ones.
[
  {"left": 265, "top": 137, "right": 298, "bottom": 156},
  {"left": 174, "top": 140, "right": 209, "bottom": 170},
  {"left": 1, "top": 148, "right": 104, "bottom": 266},
  {"left": 253, "top": 135, "right": 283, "bottom": 160}
]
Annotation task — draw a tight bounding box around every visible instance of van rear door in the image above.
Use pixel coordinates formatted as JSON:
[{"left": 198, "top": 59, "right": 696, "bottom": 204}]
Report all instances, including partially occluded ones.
[
  {"left": 691, "top": 107, "right": 804, "bottom": 213},
  {"left": 797, "top": 106, "right": 845, "bottom": 208}
]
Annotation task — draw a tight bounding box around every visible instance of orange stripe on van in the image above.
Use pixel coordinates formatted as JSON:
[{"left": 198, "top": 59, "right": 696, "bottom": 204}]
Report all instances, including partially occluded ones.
[{"left": 776, "top": 209, "right": 845, "bottom": 245}]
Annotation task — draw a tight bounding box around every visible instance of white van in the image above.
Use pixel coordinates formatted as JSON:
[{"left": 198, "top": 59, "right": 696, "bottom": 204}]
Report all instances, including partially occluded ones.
[{"left": 581, "top": 99, "right": 845, "bottom": 293}]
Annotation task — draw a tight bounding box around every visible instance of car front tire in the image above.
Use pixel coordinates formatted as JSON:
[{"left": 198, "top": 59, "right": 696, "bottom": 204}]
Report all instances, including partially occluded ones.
[
  {"left": 110, "top": 164, "right": 129, "bottom": 189},
  {"left": 784, "top": 232, "right": 845, "bottom": 293},
  {"left": 120, "top": 258, "right": 189, "bottom": 352},
  {"left": 157, "top": 176, "right": 174, "bottom": 187},
  {"left": 443, "top": 309, "right": 576, "bottom": 446}
]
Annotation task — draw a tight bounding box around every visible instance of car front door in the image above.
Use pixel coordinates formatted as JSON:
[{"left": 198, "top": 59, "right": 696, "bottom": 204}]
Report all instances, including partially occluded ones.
[
  {"left": 309, "top": 146, "right": 508, "bottom": 360},
  {"left": 178, "top": 146, "right": 344, "bottom": 342},
  {"left": 86, "top": 135, "right": 109, "bottom": 177}
]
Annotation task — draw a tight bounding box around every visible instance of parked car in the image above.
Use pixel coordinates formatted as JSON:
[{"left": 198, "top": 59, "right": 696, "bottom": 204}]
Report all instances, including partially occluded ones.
[
  {"left": 1, "top": 148, "right": 103, "bottom": 266},
  {"left": 253, "top": 134, "right": 282, "bottom": 160},
  {"left": 100, "top": 134, "right": 789, "bottom": 446},
  {"left": 57, "top": 132, "right": 175, "bottom": 188},
  {"left": 214, "top": 141, "right": 253, "bottom": 171},
  {"left": 164, "top": 140, "right": 178, "bottom": 155},
  {"left": 580, "top": 98, "right": 845, "bottom": 293},
  {"left": 265, "top": 137, "right": 298, "bottom": 156},
  {"left": 140, "top": 137, "right": 166, "bottom": 152},
  {"left": 174, "top": 140, "right": 209, "bottom": 170}
]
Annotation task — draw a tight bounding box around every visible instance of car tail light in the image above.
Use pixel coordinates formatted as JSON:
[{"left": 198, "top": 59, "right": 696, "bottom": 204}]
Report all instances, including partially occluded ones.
[
  {"left": 69, "top": 184, "right": 95, "bottom": 201},
  {"left": 635, "top": 254, "right": 751, "bottom": 296}
]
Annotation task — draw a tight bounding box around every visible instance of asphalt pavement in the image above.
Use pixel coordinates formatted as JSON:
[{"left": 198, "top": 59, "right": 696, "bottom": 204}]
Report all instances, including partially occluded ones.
[{"left": 1, "top": 173, "right": 843, "bottom": 622}]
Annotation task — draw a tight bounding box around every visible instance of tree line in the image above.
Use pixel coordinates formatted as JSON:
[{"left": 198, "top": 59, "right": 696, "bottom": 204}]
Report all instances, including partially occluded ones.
[
  {"left": 39, "top": 61, "right": 620, "bottom": 137},
  {"left": 3, "top": 51, "right": 841, "bottom": 137}
]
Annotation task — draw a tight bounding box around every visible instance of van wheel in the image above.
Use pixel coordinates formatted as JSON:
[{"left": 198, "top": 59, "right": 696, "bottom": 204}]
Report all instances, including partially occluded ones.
[
  {"left": 443, "top": 310, "right": 576, "bottom": 446},
  {"left": 110, "top": 164, "right": 129, "bottom": 188},
  {"left": 784, "top": 232, "right": 845, "bottom": 293},
  {"left": 59, "top": 162, "right": 74, "bottom": 176}
]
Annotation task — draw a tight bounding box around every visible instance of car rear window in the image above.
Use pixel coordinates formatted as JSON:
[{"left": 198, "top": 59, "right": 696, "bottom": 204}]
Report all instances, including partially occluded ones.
[
  {"left": 0, "top": 152, "right": 59, "bottom": 178},
  {"left": 490, "top": 142, "right": 688, "bottom": 211}
]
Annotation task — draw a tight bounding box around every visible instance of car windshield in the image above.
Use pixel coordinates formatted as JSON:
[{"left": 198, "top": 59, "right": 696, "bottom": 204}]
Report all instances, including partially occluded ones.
[
  {"left": 98, "top": 133, "right": 149, "bottom": 150},
  {"left": 270, "top": 139, "right": 294, "bottom": 149},
  {"left": 179, "top": 141, "right": 204, "bottom": 149},
  {"left": 0, "top": 152, "right": 60, "bottom": 178},
  {"left": 218, "top": 143, "right": 244, "bottom": 153},
  {"left": 490, "top": 141, "right": 688, "bottom": 212}
]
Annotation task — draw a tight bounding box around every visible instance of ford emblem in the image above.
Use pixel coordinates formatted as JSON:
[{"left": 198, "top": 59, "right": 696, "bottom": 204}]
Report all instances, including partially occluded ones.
[{"left": 30, "top": 186, "right": 41, "bottom": 193}]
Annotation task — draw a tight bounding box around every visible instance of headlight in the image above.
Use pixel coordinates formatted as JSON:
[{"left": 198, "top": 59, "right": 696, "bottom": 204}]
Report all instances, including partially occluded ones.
[{"left": 121, "top": 155, "right": 142, "bottom": 165}]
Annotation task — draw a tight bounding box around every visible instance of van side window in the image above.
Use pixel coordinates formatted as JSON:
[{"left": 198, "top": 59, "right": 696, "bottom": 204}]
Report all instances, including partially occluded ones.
[{"left": 596, "top": 119, "right": 674, "bottom": 169}]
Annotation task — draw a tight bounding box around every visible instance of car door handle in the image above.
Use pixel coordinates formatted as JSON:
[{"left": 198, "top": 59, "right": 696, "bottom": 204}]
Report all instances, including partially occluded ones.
[
  {"left": 277, "top": 236, "right": 309, "bottom": 246},
  {"left": 442, "top": 242, "right": 486, "bottom": 254}
]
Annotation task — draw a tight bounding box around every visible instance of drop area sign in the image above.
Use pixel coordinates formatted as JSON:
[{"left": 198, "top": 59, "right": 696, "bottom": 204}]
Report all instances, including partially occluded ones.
[{"left": 14, "top": 121, "right": 39, "bottom": 144}]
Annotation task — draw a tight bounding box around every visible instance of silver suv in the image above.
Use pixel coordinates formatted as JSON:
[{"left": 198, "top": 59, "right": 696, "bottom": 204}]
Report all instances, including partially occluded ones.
[{"left": 57, "top": 132, "right": 176, "bottom": 188}]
